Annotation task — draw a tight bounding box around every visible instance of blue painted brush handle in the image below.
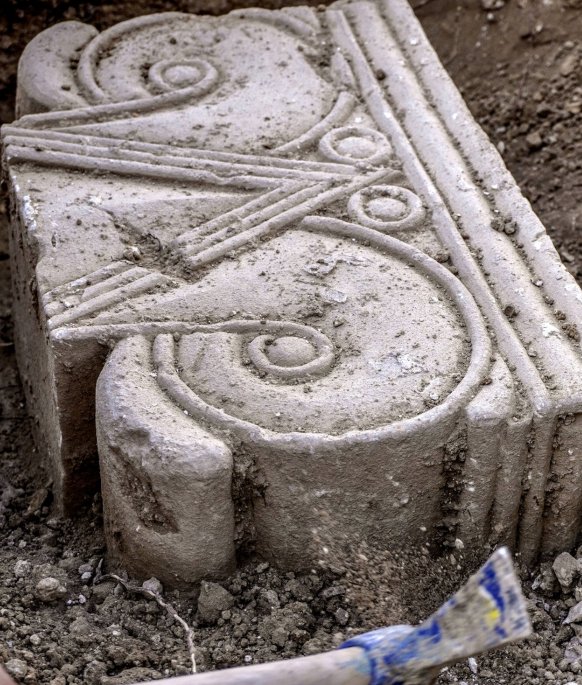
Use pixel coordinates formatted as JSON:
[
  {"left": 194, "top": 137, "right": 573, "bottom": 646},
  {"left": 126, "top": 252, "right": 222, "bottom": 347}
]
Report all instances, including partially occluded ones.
[{"left": 340, "top": 626, "right": 424, "bottom": 685}]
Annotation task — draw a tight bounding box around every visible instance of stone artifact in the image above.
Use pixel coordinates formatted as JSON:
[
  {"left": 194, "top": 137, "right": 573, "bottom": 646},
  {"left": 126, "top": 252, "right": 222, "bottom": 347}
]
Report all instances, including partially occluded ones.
[{"left": 4, "top": 0, "right": 582, "bottom": 585}]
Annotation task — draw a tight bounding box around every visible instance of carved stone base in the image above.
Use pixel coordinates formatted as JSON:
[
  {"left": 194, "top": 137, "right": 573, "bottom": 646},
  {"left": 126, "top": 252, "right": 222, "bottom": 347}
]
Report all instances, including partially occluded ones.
[{"left": 4, "top": 0, "right": 582, "bottom": 584}]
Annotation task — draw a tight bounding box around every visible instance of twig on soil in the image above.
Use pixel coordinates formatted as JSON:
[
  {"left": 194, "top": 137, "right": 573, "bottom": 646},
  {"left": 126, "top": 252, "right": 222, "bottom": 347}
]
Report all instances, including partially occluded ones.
[
  {"left": 94, "top": 562, "right": 197, "bottom": 674},
  {"left": 444, "top": 22, "right": 460, "bottom": 67}
]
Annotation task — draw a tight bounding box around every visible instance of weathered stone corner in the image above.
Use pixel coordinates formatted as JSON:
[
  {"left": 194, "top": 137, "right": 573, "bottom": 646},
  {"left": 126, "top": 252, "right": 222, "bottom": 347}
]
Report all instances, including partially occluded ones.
[{"left": 4, "top": 0, "right": 582, "bottom": 585}]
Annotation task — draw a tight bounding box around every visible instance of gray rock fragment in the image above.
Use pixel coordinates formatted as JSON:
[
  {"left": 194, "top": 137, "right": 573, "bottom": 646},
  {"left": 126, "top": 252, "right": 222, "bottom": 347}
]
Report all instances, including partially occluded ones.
[
  {"left": 5, "top": 659, "right": 28, "bottom": 679},
  {"left": 91, "top": 580, "right": 116, "bottom": 604},
  {"left": 335, "top": 607, "right": 350, "bottom": 626},
  {"left": 83, "top": 660, "right": 107, "bottom": 685},
  {"left": 533, "top": 561, "right": 560, "bottom": 596},
  {"left": 526, "top": 131, "right": 544, "bottom": 151},
  {"left": 563, "top": 636, "right": 582, "bottom": 664},
  {"left": 565, "top": 601, "right": 582, "bottom": 624},
  {"left": 69, "top": 615, "right": 92, "bottom": 635},
  {"left": 13, "top": 559, "right": 32, "bottom": 578},
  {"left": 553, "top": 552, "right": 579, "bottom": 590},
  {"left": 560, "top": 53, "right": 578, "bottom": 78},
  {"left": 142, "top": 577, "right": 163, "bottom": 595},
  {"left": 257, "top": 588, "right": 280, "bottom": 613},
  {"left": 35, "top": 576, "right": 67, "bottom": 602},
  {"left": 196, "top": 581, "right": 235, "bottom": 625},
  {"left": 285, "top": 578, "right": 313, "bottom": 602}
]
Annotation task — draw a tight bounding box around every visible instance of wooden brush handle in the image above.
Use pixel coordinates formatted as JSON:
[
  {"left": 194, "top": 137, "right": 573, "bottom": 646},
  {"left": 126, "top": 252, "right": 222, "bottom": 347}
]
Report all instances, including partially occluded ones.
[{"left": 135, "top": 647, "right": 369, "bottom": 685}]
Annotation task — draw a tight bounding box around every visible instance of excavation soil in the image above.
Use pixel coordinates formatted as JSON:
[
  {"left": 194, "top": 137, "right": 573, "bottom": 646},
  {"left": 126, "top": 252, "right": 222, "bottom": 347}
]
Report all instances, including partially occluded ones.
[{"left": 3, "top": 1, "right": 582, "bottom": 683}]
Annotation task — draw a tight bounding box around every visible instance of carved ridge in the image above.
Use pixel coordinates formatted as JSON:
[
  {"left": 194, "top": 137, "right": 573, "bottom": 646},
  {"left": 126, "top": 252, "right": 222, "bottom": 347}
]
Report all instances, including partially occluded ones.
[
  {"left": 327, "top": 6, "right": 552, "bottom": 409},
  {"left": 4, "top": 131, "right": 359, "bottom": 181}
]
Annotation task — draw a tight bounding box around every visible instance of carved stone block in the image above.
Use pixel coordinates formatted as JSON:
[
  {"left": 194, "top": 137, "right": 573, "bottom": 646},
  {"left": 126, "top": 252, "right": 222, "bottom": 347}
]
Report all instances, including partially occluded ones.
[{"left": 4, "top": 0, "right": 582, "bottom": 584}]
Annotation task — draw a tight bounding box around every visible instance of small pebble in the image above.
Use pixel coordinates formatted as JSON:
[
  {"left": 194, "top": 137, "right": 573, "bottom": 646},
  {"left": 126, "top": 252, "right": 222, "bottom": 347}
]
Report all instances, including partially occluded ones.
[
  {"left": 553, "top": 552, "right": 579, "bottom": 590},
  {"left": 5, "top": 659, "right": 28, "bottom": 679},
  {"left": 14, "top": 559, "right": 32, "bottom": 578},
  {"left": 526, "top": 131, "right": 543, "bottom": 151},
  {"left": 564, "top": 602, "right": 582, "bottom": 624},
  {"left": 142, "top": 577, "right": 163, "bottom": 595},
  {"left": 35, "top": 577, "right": 67, "bottom": 603}
]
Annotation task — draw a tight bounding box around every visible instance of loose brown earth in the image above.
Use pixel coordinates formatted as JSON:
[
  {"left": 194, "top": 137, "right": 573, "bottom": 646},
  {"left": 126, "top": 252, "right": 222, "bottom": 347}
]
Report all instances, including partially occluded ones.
[{"left": 3, "top": 1, "right": 582, "bottom": 683}]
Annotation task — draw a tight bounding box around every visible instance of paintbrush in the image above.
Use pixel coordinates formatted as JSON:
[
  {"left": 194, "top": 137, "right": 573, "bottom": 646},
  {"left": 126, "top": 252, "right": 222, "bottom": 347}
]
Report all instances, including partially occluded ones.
[{"left": 142, "top": 546, "right": 531, "bottom": 685}]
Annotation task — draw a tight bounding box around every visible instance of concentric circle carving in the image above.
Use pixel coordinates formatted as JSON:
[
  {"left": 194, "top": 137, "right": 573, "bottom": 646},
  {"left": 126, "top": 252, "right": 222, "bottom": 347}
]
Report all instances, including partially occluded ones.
[
  {"left": 348, "top": 185, "right": 424, "bottom": 231},
  {"left": 148, "top": 59, "right": 218, "bottom": 96},
  {"left": 149, "top": 218, "right": 491, "bottom": 446},
  {"left": 319, "top": 126, "right": 392, "bottom": 165},
  {"left": 248, "top": 332, "right": 334, "bottom": 380},
  {"left": 68, "top": 12, "right": 337, "bottom": 149}
]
